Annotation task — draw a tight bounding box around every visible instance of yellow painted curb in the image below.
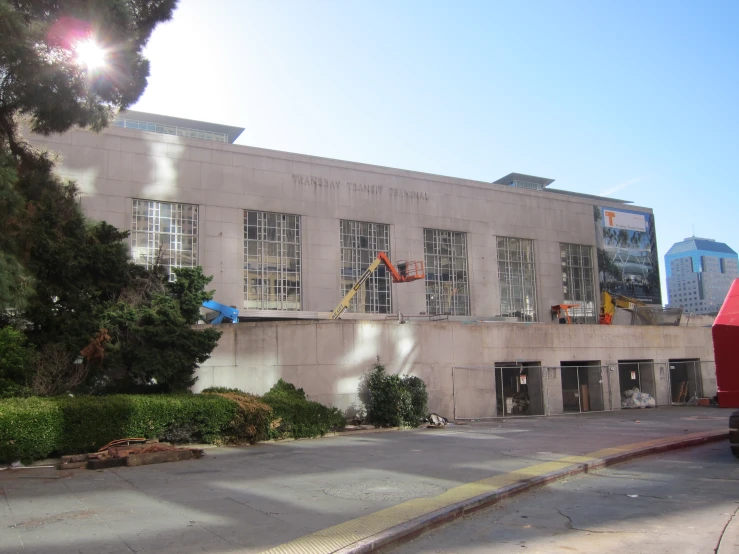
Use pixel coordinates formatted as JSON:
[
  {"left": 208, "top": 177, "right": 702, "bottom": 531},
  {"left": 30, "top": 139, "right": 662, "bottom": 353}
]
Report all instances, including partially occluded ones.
[{"left": 260, "top": 430, "right": 727, "bottom": 554}]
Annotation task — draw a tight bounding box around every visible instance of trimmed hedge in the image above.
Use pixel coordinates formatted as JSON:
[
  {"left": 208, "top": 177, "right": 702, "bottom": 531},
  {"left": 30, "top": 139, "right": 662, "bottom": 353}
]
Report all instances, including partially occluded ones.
[
  {"left": 0, "top": 394, "right": 237, "bottom": 463},
  {"left": 262, "top": 380, "right": 346, "bottom": 439},
  {"left": 1, "top": 381, "right": 347, "bottom": 463},
  {"left": 0, "top": 397, "right": 63, "bottom": 462}
]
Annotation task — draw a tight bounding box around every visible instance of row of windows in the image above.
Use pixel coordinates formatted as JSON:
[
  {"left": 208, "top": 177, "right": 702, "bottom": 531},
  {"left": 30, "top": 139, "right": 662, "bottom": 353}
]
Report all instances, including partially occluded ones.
[
  {"left": 114, "top": 118, "right": 229, "bottom": 143},
  {"left": 131, "top": 200, "right": 596, "bottom": 320}
]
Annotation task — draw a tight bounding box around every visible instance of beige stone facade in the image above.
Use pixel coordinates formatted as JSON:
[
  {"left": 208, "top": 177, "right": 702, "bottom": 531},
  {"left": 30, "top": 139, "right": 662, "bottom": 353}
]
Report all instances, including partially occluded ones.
[
  {"left": 29, "top": 122, "right": 648, "bottom": 320},
  {"left": 196, "top": 320, "right": 716, "bottom": 417},
  {"left": 28, "top": 117, "right": 716, "bottom": 415}
]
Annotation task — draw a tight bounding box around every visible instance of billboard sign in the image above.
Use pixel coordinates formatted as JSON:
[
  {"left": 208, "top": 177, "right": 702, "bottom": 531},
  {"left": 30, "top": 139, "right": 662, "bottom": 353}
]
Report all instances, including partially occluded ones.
[
  {"left": 594, "top": 206, "right": 661, "bottom": 305},
  {"left": 603, "top": 209, "right": 647, "bottom": 232}
]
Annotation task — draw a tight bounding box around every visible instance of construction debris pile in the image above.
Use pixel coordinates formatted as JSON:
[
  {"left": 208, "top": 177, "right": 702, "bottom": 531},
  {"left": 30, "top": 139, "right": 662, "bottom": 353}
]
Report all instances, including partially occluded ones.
[
  {"left": 506, "top": 393, "right": 530, "bottom": 415},
  {"left": 59, "top": 438, "right": 204, "bottom": 470},
  {"left": 426, "top": 413, "right": 448, "bottom": 428},
  {"left": 621, "top": 388, "right": 656, "bottom": 409}
]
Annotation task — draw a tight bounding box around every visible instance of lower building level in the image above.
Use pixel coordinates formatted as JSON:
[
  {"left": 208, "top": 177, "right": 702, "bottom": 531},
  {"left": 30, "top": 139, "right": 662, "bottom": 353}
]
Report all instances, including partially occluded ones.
[{"left": 195, "top": 319, "right": 716, "bottom": 417}]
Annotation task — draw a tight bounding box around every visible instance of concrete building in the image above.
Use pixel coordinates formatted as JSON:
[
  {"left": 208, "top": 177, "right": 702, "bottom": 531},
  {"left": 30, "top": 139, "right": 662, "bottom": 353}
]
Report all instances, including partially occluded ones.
[
  {"left": 30, "top": 110, "right": 655, "bottom": 321},
  {"left": 666, "top": 237, "right": 739, "bottom": 315},
  {"left": 27, "top": 111, "right": 717, "bottom": 415}
]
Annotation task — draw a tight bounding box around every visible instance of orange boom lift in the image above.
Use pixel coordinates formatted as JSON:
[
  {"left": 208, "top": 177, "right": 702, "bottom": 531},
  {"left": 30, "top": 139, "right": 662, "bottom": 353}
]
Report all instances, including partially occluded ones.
[{"left": 330, "top": 253, "right": 424, "bottom": 320}]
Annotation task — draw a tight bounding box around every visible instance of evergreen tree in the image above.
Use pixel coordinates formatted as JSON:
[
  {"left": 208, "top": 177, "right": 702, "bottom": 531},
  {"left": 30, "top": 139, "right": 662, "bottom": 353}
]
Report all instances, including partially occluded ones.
[
  {"left": 101, "top": 267, "right": 222, "bottom": 392},
  {"left": 0, "top": 1, "right": 223, "bottom": 394},
  {"left": 0, "top": 0, "right": 177, "bottom": 308}
]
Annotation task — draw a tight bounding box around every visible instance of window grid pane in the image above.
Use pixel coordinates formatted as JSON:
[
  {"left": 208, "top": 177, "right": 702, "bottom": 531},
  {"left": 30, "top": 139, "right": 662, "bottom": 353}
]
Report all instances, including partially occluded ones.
[
  {"left": 560, "top": 243, "right": 596, "bottom": 323},
  {"left": 340, "top": 221, "right": 391, "bottom": 314},
  {"left": 423, "top": 229, "right": 470, "bottom": 315},
  {"left": 244, "top": 210, "right": 301, "bottom": 310},
  {"left": 497, "top": 237, "right": 537, "bottom": 321},
  {"left": 131, "top": 200, "right": 198, "bottom": 279}
]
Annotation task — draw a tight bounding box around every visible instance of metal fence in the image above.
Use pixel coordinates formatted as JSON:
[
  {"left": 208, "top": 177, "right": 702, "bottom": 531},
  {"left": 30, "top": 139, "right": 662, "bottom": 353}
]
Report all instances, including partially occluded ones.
[
  {"left": 451, "top": 360, "right": 715, "bottom": 419},
  {"left": 666, "top": 360, "right": 714, "bottom": 404},
  {"left": 616, "top": 361, "right": 661, "bottom": 407},
  {"left": 548, "top": 365, "right": 611, "bottom": 413},
  {"left": 494, "top": 364, "right": 546, "bottom": 417},
  {"left": 452, "top": 364, "right": 547, "bottom": 419}
]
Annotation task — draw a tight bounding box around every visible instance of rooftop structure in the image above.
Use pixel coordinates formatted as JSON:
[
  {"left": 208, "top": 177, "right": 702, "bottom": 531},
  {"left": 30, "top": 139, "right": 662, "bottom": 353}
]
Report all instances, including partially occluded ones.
[{"left": 113, "top": 110, "right": 245, "bottom": 144}]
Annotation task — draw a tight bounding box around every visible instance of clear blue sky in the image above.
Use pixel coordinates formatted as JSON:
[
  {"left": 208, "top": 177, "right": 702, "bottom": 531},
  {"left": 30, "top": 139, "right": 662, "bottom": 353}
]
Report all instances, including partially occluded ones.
[{"left": 131, "top": 0, "right": 739, "bottom": 302}]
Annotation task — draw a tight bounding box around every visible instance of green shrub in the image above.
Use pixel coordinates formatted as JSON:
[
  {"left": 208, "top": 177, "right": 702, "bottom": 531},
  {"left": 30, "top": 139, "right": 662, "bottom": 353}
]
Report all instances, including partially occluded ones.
[
  {"left": 0, "top": 397, "right": 63, "bottom": 462},
  {"left": 0, "top": 394, "right": 237, "bottom": 463},
  {"left": 402, "top": 375, "right": 428, "bottom": 423},
  {"left": 0, "top": 327, "right": 33, "bottom": 397},
  {"left": 201, "top": 386, "right": 245, "bottom": 394},
  {"left": 0, "top": 381, "right": 347, "bottom": 462},
  {"left": 262, "top": 379, "right": 345, "bottom": 439},
  {"left": 364, "top": 359, "right": 428, "bottom": 427},
  {"left": 55, "top": 395, "right": 237, "bottom": 453},
  {"left": 203, "top": 390, "right": 274, "bottom": 444}
]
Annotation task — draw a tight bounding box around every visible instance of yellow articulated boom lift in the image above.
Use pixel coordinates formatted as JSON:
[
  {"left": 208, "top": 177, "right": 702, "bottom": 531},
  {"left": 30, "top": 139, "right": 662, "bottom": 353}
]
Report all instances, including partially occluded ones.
[
  {"left": 599, "top": 291, "right": 645, "bottom": 324},
  {"left": 330, "top": 252, "right": 424, "bottom": 320}
]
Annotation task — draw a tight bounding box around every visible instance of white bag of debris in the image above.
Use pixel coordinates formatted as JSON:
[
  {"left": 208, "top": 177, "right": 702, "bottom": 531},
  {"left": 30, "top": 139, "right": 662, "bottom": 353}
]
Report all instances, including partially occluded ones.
[{"left": 621, "top": 387, "right": 655, "bottom": 408}]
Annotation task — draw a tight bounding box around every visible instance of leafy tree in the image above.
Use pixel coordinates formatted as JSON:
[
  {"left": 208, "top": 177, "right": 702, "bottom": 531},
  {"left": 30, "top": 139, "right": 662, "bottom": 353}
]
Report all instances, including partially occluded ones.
[
  {"left": 101, "top": 267, "right": 221, "bottom": 392},
  {"left": 0, "top": 326, "right": 33, "bottom": 397},
  {"left": 0, "top": 1, "right": 223, "bottom": 394},
  {"left": 0, "top": 152, "right": 33, "bottom": 309},
  {"left": 0, "top": 0, "right": 177, "bottom": 144},
  {"left": 0, "top": 0, "right": 177, "bottom": 309}
]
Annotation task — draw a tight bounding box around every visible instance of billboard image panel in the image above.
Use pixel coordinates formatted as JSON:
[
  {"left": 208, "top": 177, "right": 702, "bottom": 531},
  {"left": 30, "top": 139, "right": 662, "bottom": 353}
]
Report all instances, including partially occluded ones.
[{"left": 594, "top": 206, "right": 662, "bottom": 305}]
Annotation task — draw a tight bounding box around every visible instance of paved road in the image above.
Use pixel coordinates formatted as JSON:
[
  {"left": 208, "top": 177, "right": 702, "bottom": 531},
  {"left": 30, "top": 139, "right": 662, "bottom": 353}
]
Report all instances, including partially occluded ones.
[
  {"left": 390, "top": 442, "right": 739, "bottom": 554},
  {"left": 0, "top": 407, "right": 731, "bottom": 553}
]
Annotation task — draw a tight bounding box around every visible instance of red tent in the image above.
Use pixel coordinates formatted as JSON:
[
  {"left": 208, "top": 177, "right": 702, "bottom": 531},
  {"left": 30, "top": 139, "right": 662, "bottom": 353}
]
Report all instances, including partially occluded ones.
[{"left": 713, "top": 279, "right": 739, "bottom": 408}]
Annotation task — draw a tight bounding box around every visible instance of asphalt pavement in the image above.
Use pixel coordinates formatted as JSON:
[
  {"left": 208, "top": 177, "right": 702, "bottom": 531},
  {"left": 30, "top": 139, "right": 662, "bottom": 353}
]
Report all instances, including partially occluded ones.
[
  {"left": 0, "top": 407, "right": 732, "bottom": 554},
  {"left": 389, "top": 441, "right": 739, "bottom": 554}
]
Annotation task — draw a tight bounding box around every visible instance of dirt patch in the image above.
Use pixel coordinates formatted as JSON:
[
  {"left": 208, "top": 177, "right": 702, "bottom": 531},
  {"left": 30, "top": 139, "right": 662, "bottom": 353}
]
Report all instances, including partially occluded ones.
[{"left": 10, "top": 509, "right": 98, "bottom": 530}]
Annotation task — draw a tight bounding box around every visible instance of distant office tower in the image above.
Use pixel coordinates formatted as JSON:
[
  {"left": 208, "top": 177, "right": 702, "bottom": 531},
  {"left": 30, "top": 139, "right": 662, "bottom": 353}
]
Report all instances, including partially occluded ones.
[{"left": 665, "top": 237, "right": 738, "bottom": 314}]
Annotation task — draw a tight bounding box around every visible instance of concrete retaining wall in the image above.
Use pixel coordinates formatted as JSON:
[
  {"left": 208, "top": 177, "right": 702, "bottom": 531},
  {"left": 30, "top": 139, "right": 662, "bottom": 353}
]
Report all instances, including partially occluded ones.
[{"left": 194, "top": 320, "right": 716, "bottom": 418}]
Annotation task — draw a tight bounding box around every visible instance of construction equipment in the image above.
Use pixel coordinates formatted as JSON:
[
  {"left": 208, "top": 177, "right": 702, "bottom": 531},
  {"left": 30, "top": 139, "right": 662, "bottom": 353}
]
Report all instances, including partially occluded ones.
[
  {"left": 201, "top": 300, "right": 239, "bottom": 324},
  {"left": 330, "top": 252, "right": 424, "bottom": 320},
  {"left": 551, "top": 304, "right": 581, "bottom": 324},
  {"left": 599, "top": 291, "right": 645, "bottom": 325}
]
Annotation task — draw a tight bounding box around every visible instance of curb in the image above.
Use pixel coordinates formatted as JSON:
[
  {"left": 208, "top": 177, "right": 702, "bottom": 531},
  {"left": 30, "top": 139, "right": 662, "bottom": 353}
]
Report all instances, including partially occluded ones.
[{"left": 335, "top": 429, "right": 728, "bottom": 554}]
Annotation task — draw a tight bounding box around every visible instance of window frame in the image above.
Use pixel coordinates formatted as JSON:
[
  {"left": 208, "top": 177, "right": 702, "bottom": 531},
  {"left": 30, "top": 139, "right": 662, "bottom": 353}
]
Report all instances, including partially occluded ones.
[{"left": 423, "top": 228, "right": 470, "bottom": 316}]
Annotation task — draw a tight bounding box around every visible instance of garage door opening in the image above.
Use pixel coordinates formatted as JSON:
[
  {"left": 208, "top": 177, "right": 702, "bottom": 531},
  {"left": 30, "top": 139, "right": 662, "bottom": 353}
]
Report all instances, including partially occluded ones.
[
  {"left": 560, "top": 361, "right": 605, "bottom": 413},
  {"left": 494, "top": 362, "right": 545, "bottom": 416},
  {"left": 618, "top": 360, "right": 657, "bottom": 408},
  {"left": 668, "top": 359, "right": 702, "bottom": 404}
]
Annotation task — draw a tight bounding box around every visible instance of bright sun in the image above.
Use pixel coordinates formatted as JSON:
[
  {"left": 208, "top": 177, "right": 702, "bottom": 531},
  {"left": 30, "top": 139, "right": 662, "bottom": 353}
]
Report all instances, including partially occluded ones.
[{"left": 75, "top": 39, "right": 106, "bottom": 70}]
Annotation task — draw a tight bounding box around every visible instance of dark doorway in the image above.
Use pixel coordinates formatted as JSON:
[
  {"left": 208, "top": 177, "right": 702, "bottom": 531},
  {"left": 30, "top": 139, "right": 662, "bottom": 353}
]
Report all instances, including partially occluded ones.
[
  {"left": 494, "top": 362, "right": 544, "bottom": 416},
  {"left": 560, "top": 361, "right": 604, "bottom": 412},
  {"left": 668, "top": 359, "right": 702, "bottom": 403}
]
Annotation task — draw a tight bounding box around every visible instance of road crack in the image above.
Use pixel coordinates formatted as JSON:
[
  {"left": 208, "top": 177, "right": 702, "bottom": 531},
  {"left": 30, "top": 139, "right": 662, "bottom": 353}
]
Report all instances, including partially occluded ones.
[
  {"left": 555, "top": 509, "right": 642, "bottom": 535},
  {"left": 714, "top": 505, "right": 739, "bottom": 553}
]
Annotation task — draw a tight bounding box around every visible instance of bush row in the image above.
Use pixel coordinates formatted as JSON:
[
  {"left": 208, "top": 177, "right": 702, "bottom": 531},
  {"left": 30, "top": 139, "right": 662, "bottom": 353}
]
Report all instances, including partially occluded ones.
[
  {"left": 0, "top": 381, "right": 349, "bottom": 463},
  {"left": 202, "top": 380, "right": 346, "bottom": 441},
  {"left": 0, "top": 394, "right": 237, "bottom": 463}
]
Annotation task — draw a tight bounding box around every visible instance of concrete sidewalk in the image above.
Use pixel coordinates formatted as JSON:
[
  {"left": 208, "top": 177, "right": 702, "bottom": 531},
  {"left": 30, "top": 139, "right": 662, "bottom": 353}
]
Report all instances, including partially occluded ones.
[{"left": 0, "top": 407, "right": 731, "bottom": 554}]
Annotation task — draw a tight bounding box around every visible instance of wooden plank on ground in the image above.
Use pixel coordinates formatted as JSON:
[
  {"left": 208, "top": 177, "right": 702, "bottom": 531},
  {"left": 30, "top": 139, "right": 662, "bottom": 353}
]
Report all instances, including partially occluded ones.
[
  {"left": 87, "top": 457, "right": 126, "bottom": 470},
  {"left": 126, "top": 449, "right": 193, "bottom": 467}
]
